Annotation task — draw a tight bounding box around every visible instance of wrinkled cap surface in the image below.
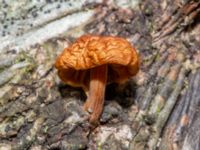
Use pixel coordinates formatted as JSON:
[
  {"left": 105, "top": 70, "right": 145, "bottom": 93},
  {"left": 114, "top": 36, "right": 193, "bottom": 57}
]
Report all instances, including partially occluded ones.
[{"left": 55, "top": 35, "right": 139, "bottom": 90}]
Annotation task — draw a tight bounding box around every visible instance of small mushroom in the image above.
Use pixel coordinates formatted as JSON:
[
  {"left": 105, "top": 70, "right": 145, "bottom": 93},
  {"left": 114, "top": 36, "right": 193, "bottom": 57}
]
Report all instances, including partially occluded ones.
[{"left": 55, "top": 35, "right": 139, "bottom": 124}]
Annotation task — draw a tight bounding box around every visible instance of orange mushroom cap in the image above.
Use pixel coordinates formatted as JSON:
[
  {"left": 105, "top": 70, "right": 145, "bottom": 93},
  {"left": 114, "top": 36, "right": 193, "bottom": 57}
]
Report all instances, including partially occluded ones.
[{"left": 55, "top": 35, "right": 139, "bottom": 91}]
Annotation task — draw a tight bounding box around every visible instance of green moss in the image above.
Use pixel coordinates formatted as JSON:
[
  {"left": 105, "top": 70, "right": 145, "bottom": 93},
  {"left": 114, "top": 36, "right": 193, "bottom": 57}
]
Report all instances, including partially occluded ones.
[{"left": 43, "top": 126, "right": 49, "bottom": 133}]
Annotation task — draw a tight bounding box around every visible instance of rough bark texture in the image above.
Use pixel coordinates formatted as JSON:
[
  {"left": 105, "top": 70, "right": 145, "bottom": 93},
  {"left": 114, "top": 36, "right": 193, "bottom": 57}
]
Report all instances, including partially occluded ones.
[{"left": 0, "top": 0, "right": 200, "bottom": 150}]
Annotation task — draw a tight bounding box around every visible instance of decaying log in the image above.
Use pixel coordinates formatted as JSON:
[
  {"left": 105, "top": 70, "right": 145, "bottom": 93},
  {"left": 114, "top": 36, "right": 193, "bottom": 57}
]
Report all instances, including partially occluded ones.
[{"left": 0, "top": 0, "right": 200, "bottom": 149}]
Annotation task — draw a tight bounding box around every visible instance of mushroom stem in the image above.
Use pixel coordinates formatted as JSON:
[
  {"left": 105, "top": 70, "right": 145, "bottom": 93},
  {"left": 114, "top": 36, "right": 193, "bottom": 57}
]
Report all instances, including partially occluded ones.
[{"left": 83, "top": 65, "right": 108, "bottom": 124}]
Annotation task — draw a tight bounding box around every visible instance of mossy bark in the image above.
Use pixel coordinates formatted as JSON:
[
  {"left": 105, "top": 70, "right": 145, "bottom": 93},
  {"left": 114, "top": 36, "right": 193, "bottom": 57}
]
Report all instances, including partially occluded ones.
[{"left": 0, "top": 0, "right": 199, "bottom": 149}]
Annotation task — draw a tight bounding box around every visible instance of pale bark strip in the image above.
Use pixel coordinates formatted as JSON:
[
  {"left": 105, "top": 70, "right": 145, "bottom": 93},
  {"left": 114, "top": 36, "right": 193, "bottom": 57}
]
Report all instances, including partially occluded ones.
[{"left": 148, "top": 67, "right": 187, "bottom": 149}]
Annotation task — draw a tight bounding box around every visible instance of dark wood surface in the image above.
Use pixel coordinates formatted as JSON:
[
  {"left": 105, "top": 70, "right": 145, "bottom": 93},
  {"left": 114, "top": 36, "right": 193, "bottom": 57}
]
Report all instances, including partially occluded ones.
[{"left": 0, "top": 0, "right": 199, "bottom": 149}]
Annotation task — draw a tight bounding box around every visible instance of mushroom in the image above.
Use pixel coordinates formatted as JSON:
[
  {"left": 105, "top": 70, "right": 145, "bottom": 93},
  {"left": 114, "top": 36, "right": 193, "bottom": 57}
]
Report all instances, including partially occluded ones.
[{"left": 55, "top": 35, "right": 139, "bottom": 124}]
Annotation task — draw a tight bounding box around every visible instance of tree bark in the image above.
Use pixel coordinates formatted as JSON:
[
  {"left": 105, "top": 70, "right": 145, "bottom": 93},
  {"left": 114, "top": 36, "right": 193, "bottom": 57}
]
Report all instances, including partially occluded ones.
[{"left": 0, "top": 0, "right": 200, "bottom": 150}]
